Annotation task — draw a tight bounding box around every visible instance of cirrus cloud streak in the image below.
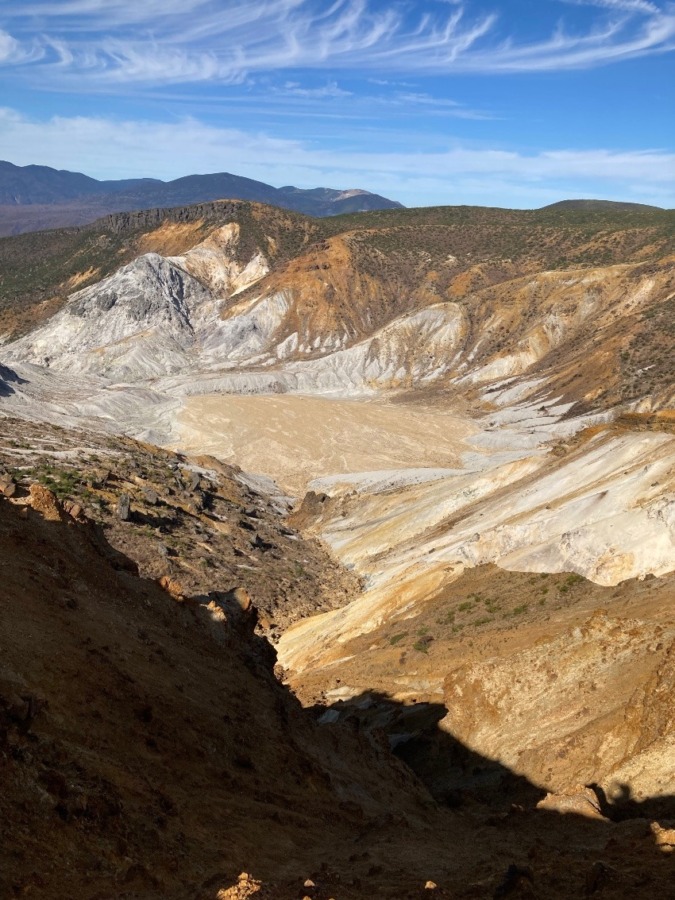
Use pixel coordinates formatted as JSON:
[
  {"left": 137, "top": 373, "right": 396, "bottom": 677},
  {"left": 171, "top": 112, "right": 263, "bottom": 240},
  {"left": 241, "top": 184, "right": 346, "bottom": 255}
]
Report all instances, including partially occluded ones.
[{"left": 2, "top": 0, "right": 675, "bottom": 86}]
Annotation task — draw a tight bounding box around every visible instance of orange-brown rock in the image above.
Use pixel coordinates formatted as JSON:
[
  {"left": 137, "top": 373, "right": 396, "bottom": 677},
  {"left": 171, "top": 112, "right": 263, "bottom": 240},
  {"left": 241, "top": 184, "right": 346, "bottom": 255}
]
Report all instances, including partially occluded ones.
[
  {"left": 536, "top": 786, "right": 607, "bottom": 820},
  {"left": 27, "top": 484, "right": 64, "bottom": 522},
  {"left": 651, "top": 822, "right": 675, "bottom": 853},
  {"left": 157, "top": 574, "right": 186, "bottom": 601}
]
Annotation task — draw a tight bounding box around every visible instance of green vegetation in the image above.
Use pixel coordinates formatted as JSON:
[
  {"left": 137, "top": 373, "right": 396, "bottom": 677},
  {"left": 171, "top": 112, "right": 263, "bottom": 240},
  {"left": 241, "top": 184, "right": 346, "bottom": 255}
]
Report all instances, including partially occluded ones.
[
  {"left": 413, "top": 637, "right": 433, "bottom": 654},
  {"left": 36, "top": 465, "right": 80, "bottom": 499},
  {"left": 503, "top": 603, "right": 530, "bottom": 619},
  {"left": 565, "top": 573, "right": 584, "bottom": 586},
  {"left": 2, "top": 199, "right": 673, "bottom": 341}
]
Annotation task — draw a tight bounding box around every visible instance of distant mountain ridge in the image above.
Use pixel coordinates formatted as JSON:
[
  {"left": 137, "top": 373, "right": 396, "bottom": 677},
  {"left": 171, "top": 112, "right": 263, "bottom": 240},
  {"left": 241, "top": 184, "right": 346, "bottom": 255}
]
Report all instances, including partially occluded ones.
[
  {"left": 0, "top": 160, "right": 161, "bottom": 205},
  {"left": 0, "top": 160, "right": 403, "bottom": 235}
]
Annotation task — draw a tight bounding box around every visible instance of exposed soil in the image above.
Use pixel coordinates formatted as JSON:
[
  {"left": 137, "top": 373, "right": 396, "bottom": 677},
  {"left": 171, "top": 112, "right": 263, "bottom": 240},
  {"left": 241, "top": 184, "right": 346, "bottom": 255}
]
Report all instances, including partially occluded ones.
[
  {"left": 175, "top": 394, "right": 474, "bottom": 495},
  {"left": 2, "top": 483, "right": 675, "bottom": 899}
]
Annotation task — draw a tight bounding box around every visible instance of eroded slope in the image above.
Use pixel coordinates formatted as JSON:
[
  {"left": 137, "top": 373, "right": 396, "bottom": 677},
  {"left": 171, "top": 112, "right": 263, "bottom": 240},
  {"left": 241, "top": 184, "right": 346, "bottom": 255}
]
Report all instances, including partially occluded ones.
[{"left": 3, "top": 462, "right": 675, "bottom": 899}]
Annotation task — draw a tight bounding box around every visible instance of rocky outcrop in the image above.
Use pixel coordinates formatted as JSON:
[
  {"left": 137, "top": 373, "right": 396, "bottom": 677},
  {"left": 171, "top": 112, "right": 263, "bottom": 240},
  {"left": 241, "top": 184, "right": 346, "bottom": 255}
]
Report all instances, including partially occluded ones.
[
  {"left": 441, "top": 612, "right": 675, "bottom": 799},
  {"left": 0, "top": 363, "right": 24, "bottom": 397},
  {"left": 5, "top": 253, "right": 212, "bottom": 379},
  {"left": 0, "top": 417, "right": 361, "bottom": 635}
]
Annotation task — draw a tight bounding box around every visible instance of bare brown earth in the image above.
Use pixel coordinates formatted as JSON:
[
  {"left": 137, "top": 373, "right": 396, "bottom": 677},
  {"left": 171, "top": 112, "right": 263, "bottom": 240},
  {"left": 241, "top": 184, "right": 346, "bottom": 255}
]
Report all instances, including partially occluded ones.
[
  {"left": 284, "top": 562, "right": 675, "bottom": 818},
  {"left": 0, "top": 417, "right": 360, "bottom": 637},
  {"left": 2, "top": 468, "right": 675, "bottom": 899},
  {"left": 0, "top": 483, "right": 435, "bottom": 899}
]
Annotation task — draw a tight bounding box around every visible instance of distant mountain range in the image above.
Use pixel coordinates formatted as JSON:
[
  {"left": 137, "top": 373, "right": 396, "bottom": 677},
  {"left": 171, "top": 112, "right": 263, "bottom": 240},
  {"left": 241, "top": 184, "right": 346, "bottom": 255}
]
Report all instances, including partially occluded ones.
[{"left": 0, "top": 160, "right": 404, "bottom": 236}]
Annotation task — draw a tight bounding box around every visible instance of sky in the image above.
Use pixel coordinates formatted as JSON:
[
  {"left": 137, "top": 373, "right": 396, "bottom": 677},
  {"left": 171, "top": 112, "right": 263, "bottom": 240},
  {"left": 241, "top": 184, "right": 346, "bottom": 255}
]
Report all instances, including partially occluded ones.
[{"left": 0, "top": 0, "right": 673, "bottom": 208}]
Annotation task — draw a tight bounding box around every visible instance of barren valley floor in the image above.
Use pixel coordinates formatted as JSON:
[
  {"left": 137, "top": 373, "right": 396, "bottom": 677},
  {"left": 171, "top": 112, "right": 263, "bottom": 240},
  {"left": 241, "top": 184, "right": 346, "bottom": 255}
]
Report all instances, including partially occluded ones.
[{"left": 174, "top": 393, "right": 476, "bottom": 495}]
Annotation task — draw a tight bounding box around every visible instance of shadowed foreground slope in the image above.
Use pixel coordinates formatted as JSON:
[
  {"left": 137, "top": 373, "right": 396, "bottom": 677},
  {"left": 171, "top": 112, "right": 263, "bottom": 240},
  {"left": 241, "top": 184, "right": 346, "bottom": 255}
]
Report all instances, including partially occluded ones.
[{"left": 2, "top": 485, "right": 674, "bottom": 898}]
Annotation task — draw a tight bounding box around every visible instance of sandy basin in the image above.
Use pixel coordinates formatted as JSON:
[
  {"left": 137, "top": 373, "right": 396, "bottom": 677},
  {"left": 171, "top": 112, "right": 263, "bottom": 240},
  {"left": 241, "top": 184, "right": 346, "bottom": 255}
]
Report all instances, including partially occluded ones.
[{"left": 174, "top": 393, "right": 475, "bottom": 495}]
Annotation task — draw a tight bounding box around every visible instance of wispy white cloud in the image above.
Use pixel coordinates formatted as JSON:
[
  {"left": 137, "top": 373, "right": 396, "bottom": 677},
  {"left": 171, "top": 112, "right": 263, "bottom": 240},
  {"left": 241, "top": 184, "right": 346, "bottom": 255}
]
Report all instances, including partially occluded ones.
[
  {"left": 11, "top": 0, "right": 221, "bottom": 30},
  {"left": 3, "top": 0, "right": 675, "bottom": 86},
  {"left": 0, "top": 29, "right": 21, "bottom": 63},
  {"left": 367, "top": 78, "right": 416, "bottom": 87},
  {"left": 558, "top": 0, "right": 660, "bottom": 15},
  {"left": 0, "top": 108, "right": 672, "bottom": 208},
  {"left": 382, "top": 91, "right": 496, "bottom": 119},
  {"left": 275, "top": 81, "right": 353, "bottom": 99},
  {"left": 0, "top": 28, "right": 43, "bottom": 65}
]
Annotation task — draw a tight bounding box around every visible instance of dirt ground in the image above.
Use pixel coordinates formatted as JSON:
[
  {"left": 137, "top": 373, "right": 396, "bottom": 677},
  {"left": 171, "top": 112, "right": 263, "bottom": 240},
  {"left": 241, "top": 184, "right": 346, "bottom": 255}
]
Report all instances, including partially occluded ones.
[{"left": 175, "top": 394, "right": 475, "bottom": 495}]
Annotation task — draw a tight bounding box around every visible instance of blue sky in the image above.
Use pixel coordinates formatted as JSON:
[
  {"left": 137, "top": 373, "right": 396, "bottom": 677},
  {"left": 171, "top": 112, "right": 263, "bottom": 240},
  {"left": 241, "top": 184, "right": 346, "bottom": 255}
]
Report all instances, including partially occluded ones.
[{"left": 0, "top": 0, "right": 673, "bottom": 208}]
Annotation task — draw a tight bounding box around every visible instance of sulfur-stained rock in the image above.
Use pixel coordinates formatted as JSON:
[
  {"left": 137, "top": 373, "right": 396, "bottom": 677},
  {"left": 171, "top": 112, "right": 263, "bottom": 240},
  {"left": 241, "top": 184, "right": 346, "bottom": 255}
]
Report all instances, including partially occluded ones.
[{"left": 28, "top": 484, "right": 64, "bottom": 522}]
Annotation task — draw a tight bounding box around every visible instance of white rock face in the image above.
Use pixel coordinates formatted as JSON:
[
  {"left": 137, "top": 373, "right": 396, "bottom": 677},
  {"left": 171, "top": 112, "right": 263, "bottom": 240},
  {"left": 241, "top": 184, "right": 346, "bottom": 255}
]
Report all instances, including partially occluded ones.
[
  {"left": 278, "top": 428, "right": 675, "bottom": 673},
  {"left": 285, "top": 303, "right": 466, "bottom": 393},
  {"left": 6, "top": 254, "right": 212, "bottom": 380},
  {"left": 169, "top": 223, "right": 269, "bottom": 296},
  {"left": 4, "top": 247, "right": 468, "bottom": 395},
  {"left": 4, "top": 229, "right": 273, "bottom": 383},
  {"left": 158, "top": 300, "right": 467, "bottom": 397},
  {"left": 200, "top": 290, "right": 294, "bottom": 365}
]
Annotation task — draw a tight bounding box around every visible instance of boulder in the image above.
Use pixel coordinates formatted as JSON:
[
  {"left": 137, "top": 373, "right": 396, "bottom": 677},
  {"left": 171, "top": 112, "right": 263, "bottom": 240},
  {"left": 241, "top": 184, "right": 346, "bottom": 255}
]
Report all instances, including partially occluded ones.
[
  {"left": 651, "top": 821, "right": 675, "bottom": 853},
  {"left": 157, "top": 576, "right": 185, "bottom": 601},
  {"left": 0, "top": 480, "right": 16, "bottom": 498},
  {"left": 536, "top": 785, "right": 607, "bottom": 820},
  {"left": 62, "top": 500, "right": 84, "bottom": 520},
  {"left": 28, "top": 484, "right": 64, "bottom": 522},
  {"left": 116, "top": 493, "right": 131, "bottom": 521},
  {"left": 143, "top": 487, "right": 159, "bottom": 506}
]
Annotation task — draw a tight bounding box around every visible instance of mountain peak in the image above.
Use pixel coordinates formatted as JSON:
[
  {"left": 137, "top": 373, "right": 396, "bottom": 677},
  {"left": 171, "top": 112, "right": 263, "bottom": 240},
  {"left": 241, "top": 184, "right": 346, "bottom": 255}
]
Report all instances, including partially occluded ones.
[{"left": 0, "top": 160, "right": 403, "bottom": 236}]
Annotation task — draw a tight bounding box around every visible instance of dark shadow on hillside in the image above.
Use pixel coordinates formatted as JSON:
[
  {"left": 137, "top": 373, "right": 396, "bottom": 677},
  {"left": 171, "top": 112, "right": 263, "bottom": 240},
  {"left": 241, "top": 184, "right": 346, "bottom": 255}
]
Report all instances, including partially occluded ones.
[
  {"left": 310, "top": 690, "right": 675, "bottom": 823},
  {"left": 310, "top": 691, "right": 544, "bottom": 813},
  {"left": 3, "top": 493, "right": 674, "bottom": 899},
  {"left": 0, "top": 364, "right": 27, "bottom": 397}
]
